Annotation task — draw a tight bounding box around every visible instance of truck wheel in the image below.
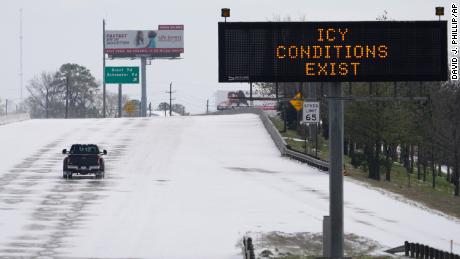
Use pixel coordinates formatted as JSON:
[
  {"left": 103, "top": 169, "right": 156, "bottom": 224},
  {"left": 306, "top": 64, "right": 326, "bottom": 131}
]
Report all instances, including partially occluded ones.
[
  {"left": 63, "top": 171, "right": 72, "bottom": 179},
  {"left": 95, "top": 172, "right": 103, "bottom": 179}
]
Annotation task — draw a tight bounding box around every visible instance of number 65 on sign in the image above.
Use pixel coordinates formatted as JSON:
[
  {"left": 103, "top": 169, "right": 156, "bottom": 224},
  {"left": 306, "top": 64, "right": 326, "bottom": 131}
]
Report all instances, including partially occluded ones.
[{"left": 302, "top": 102, "right": 320, "bottom": 123}]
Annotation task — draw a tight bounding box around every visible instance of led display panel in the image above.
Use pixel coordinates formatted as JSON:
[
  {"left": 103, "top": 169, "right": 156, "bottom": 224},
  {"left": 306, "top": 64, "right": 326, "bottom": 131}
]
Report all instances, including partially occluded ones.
[{"left": 218, "top": 21, "right": 447, "bottom": 82}]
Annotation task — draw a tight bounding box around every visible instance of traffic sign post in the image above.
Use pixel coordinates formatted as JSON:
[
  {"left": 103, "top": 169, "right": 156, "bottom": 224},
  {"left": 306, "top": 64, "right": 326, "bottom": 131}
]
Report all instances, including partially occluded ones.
[
  {"left": 302, "top": 102, "right": 320, "bottom": 124},
  {"left": 105, "top": 66, "right": 139, "bottom": 84},
  {"left": 329, "top": 82, "right": 344, "bottom": 258}
]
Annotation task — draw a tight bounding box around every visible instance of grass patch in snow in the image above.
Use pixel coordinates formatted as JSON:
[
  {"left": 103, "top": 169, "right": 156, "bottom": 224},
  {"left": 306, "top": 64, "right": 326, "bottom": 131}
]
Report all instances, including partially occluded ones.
[
  {"left": 242, "top": 231, "right": 385, "bottom": 259},
  {"left": 269, "top": 115, "right": 460, "bottom": 220}
]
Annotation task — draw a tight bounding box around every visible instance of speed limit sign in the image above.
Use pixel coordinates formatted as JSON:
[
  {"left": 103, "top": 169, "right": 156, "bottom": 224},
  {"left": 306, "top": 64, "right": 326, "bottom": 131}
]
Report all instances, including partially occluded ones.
[{"left": 302, "top": 102, "right": 320, "bottom": 123}]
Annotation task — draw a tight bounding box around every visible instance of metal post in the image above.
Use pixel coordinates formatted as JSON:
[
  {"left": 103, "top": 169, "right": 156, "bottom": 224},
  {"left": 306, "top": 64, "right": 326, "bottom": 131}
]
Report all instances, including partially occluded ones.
[
  {"left": 283, "top": 103, "right": 287, "bottom": 132},
  {"left": 102, "top": 19, "right": 106, "bottom": 118},
  {"left": 328, "top": 82, "right": 344, "bottom": 257},
  {"left": 323, "top": 216, "right": 331, "bottom": 257},
  {"left": 19, "top": 9, "right": 23, "bottom": 101},
  {"left": 304, "top": 125, "right": 308, "bottom": 154},
  {"left": 283, "top": 84, "right": 287, "bottom": 132},
  {"left": 308, "top": 82, "right": 317, "bottom": 156},
  {"left": 5, "top": 99, "right": 8, "bottom": 116},
  {"left": 118, "top": 83, "right": 122, "bottom": 118},
  {"left": 65, "top": 74, "right": 69, "bottom": 119},
  {"left": 141, "top": 56, "right": 147, "bottom": 117},
  {"left": 316, "top": 123, "right": 319, "bottom": 158},
  {"left": 206, "top": 99, "right": 209, "bottom": 114},
  {"left": 169, "top": 82, "right": 172, "bottom": 116},
  {"left": 275, "top": 82, "right": 279, "bottom": 100}
]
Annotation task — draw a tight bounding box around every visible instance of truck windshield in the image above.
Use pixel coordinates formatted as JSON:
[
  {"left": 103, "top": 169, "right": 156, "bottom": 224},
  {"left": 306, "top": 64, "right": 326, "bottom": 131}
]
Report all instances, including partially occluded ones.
[{"left": 70, "top": 145, "right": 100, "bottom": 154}]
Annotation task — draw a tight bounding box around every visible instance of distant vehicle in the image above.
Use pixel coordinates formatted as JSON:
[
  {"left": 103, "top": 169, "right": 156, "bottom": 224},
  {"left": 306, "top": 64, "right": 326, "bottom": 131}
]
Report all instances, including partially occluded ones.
[
  {"left": 62, "top": 144, "right": 107, "bottom": 179},
  {"left": 217, "top": 90, "right": 249, "bottom": 110}
]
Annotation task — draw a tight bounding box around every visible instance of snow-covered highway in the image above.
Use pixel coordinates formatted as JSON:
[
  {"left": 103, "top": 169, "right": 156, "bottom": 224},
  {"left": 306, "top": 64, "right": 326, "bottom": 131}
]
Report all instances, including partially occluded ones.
[{"left": 0, "top": 114, "right": 459, "bottom": 258}]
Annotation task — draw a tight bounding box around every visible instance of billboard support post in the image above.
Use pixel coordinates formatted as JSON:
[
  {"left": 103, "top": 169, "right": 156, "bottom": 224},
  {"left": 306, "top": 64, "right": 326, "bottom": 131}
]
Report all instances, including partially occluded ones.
[
  {"left": 141, "top": 57, "right": 147, "bottom": 117},
  {"left": 329, "top": 82, "right": 344, "bottom": 257},
  {"left": 102, "top": 19, "right": 106, "bottom": 118},
  {"left": 118, "top": 83, "right": 122, "bottom": 118}
]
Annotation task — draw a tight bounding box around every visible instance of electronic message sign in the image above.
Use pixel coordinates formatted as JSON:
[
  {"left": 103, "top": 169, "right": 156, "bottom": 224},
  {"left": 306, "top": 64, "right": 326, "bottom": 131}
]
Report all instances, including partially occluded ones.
[{"left": 218, "top": 21, "right": 447, "bottom": 82}]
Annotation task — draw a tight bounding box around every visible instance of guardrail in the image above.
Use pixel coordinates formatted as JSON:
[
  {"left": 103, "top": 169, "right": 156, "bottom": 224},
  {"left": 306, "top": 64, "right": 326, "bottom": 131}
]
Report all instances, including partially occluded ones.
[
  {"left": 285, "top": 147, "right": 329, "bottom": 171},
  {"left": 386, "top": 241, "right": 460, "bottom": 259},
  {"left": 208, "top": 108, "right": 330, "bottom": 172},
  {"left": 404, "top": 241, "right": 459, "bottom": 259}
]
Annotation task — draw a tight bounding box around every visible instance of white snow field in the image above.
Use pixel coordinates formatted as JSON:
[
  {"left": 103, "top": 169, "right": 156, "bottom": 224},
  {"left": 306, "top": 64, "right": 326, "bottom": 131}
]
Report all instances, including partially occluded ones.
[{"left": 0, "top": 114, "right": 459, "bottom": 258}]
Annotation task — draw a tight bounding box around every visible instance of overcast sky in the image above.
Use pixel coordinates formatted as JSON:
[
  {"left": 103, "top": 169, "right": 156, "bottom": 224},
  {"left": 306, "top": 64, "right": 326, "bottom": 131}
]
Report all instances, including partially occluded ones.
[{"left": 0, "top": 0, "right": 450, "bottom": 113}]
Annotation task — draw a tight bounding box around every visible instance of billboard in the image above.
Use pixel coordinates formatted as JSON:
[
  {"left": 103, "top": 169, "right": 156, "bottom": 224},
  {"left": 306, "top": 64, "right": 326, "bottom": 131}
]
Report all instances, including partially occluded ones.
[
  {"left": 105, "top": 25, "right": 184, "bottom": 57},
  {"left": 218, "top": 21, "right": 448, "bottom": 82}
]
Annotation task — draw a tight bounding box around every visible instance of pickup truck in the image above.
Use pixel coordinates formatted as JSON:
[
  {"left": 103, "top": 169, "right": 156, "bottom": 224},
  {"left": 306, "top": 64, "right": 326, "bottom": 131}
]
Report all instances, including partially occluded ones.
[{"left": 62, "top": 144, "right": 107, "bottom": 179}]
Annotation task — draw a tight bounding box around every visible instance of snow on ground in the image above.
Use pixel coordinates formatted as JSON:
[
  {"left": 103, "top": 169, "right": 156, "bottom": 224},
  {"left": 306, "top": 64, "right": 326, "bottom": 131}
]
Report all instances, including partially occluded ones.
[
  {"left": 0, "top": 114, "right": 459, "bottom": 258},
  {"left": 0, "top": 113, "right": 30, "bottom": 126},
  {"left": 150, "top": 110, "right": 182, "bottom": 117}
]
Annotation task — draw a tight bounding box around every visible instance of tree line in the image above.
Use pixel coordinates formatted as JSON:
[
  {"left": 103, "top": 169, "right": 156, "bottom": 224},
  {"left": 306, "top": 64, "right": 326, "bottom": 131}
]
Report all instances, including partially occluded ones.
[
  {"left": 255, "top": 79, "right": 460, "bottom": 196},
  {"left": 23, "top": 63, "right": 188, "bottom": 118}
]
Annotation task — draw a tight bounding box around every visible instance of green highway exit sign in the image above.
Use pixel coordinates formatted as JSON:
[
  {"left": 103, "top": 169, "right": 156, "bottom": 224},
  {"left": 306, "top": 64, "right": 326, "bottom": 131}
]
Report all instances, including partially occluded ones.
[{"left": 105, "top": 66, "right": 139, "bottom": 84}]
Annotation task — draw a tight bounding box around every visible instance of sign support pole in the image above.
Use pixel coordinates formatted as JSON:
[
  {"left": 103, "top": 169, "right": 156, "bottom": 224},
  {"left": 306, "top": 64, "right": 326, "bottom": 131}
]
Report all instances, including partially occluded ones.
[
  {"left": 141, "top": 57, "right": 147, "bottom": 117},
  {"left": 316, "top": 123, "right": 319, "bottom": 158},
  {"left": 118, "top": 83, "right": 122, "bottom": 118},
  {"left": 102, "top": 19, "right": 106, "bottom": 118},
  {"left": 329, "top": 82, "right": 344, "bottom": 257},
  {"left": 308, "top": 83, "right": 317, "bottom": 156}
]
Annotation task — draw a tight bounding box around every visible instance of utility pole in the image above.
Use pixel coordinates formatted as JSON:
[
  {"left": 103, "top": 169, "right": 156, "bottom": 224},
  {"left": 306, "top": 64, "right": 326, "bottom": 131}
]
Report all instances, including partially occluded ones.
[
  {"left": 206, "top": 99, "right": 209, "bottom": 114},
  {"left": 166, "top": 82, "right": 175, "bottom": 116},
  {"left": 19, "top": 8, "right": 23, "bottom": 102},
  {"left": 102, "top": 19, "right": 106, "bottom": 118}
]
